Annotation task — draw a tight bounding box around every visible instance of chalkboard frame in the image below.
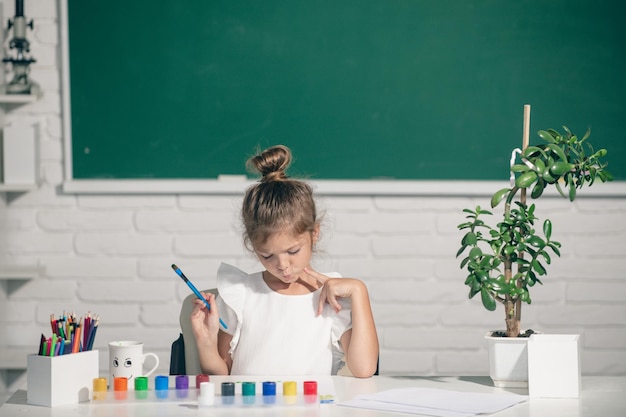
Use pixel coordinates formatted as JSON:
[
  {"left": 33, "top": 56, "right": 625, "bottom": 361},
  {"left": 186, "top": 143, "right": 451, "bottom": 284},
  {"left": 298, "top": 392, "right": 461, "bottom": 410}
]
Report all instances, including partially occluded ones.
[{"left": 60, "top": 0, "right": 626, "bottom": 195}]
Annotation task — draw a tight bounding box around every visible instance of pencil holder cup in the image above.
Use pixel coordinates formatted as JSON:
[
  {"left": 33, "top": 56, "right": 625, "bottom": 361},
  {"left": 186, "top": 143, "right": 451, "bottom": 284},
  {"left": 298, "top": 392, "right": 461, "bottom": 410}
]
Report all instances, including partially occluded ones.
[{"left": 26, "top": 350, "right": 99, "bottom": 407}]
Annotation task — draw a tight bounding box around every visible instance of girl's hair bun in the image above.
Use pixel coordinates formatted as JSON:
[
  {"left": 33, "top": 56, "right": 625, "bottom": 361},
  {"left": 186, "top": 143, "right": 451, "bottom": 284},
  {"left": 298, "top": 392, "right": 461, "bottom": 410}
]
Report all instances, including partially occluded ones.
[{"left": 247, "top": 145, "right": 292, "bottom": 182}]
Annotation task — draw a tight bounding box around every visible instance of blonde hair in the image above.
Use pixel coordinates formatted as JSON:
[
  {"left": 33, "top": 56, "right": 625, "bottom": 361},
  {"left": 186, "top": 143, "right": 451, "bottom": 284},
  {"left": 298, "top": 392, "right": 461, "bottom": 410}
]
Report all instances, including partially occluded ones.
[{"left": 241, "top": 145, "right": 318, "bottom": 250}]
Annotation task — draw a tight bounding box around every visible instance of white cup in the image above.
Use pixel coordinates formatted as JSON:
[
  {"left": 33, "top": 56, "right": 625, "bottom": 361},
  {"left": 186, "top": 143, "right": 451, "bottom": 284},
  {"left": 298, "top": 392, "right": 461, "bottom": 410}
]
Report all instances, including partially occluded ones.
[{"left": 109, "top": 341, "right": 159, "bottom": 389}]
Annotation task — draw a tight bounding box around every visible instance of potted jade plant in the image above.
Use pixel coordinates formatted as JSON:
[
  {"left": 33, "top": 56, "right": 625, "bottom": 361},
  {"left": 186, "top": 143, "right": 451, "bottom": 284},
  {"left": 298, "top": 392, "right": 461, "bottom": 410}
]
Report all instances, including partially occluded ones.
[{"left": 456, "top": 107, "right": 613, "bottom": 387}]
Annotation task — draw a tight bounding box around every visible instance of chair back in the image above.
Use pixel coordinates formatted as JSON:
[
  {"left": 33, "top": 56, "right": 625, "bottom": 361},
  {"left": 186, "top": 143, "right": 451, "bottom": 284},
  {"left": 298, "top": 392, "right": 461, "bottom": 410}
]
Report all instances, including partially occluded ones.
[{"left": 178, "top": 289, "right": 218, "bottom": 376}]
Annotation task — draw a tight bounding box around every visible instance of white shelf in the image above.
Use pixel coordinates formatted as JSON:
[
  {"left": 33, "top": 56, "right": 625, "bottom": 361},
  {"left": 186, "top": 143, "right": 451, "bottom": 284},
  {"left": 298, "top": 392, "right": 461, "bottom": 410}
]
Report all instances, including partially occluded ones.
[
  {"left": 0, "top": 266, "right": 40, "bottom": 279},
  {"left": 0, "top": 93, "right": 38, "bottom": 104},
  {"left": 0, "top": 266, "right": 39, "bottom": 296},
  {"left": 0, "top": 183, "right": 38, "bottom": 192}
]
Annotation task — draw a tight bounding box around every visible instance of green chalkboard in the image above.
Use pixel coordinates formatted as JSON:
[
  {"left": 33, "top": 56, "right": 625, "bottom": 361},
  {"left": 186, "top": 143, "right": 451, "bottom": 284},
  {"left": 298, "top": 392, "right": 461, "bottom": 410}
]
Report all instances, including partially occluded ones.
[{"left": 66, "top": 0, "right": 626, "bottom": 181}]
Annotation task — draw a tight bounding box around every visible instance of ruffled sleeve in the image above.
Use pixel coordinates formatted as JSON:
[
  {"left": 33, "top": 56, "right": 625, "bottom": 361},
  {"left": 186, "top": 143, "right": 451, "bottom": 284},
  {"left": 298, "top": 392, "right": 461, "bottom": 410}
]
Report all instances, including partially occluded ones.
[{"left": 215, "top": 263, "right": 249, "bottom": 357}]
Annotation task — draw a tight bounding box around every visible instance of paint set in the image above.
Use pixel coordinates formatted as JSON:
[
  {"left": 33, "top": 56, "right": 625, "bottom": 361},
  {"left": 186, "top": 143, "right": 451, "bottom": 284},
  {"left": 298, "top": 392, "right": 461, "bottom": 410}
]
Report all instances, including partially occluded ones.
[{"left": 91, "top": 375, "right": 335, "bottom": 408}]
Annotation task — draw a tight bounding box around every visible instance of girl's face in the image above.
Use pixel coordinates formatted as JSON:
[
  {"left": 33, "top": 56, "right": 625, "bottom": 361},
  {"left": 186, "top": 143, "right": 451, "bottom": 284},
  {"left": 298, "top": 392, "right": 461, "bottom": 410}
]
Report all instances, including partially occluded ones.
[{"left": 254, "top": 227, "right": 318, "bottom": 285}]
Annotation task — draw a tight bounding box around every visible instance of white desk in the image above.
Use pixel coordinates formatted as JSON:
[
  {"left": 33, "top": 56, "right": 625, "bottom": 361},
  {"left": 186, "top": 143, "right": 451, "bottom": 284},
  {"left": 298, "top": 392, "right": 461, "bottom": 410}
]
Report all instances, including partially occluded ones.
[{"left": 1, "top": 376, "right": 624, "bottom": 417}]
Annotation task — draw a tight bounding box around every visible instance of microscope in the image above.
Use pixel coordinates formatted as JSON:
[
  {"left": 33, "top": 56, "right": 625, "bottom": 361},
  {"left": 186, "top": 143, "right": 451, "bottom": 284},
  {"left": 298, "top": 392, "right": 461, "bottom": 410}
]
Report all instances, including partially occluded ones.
[{"left": 3, "top": 0, "right": 37, "bottom": 94}]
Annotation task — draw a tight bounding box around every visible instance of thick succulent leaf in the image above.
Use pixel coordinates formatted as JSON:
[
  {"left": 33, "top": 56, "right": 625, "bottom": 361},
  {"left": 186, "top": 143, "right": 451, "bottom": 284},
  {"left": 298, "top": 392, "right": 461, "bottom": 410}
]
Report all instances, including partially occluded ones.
[
  {"left": 481, "top": 288, "right": 497, "bottom": 311},
  {"left": 550, "top": 161, "right": 575, "bottom": 176},
  {"left": 537, "top": 129, "right": 557, "bottom": 143},
  {"left": 543, "top": 219, "right": 552, "bottom": 240},
  {"left": 546, "top": 143, "right": 568, "bottom": 161},
  {"left": 491, "top": 188, "right": 510, "bottom": 208},
  {"left": 515, "top": 171, "right": 538, "bottom": 188},
  {"left": 462, "top": 232, "right": 477, "bottom": 245}
]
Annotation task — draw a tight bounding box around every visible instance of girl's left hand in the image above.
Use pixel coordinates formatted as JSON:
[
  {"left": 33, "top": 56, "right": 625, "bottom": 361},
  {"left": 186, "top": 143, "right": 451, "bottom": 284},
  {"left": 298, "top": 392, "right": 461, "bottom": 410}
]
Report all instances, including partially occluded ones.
[{"left": 304, "top": 266, "right": 366, "bottom": 316}]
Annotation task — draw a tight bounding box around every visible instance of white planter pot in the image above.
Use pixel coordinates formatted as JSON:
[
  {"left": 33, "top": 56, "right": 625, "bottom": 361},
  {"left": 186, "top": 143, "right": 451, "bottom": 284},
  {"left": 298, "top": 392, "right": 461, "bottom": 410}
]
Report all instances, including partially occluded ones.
[{"left": 485, "top": 331, "right": 530, "bottom": 388}]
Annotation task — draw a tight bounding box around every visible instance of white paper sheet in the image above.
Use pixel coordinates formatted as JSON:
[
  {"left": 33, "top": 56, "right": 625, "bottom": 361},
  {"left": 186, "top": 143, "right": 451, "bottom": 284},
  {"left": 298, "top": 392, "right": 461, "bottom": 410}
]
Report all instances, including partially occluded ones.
[{"left": 337, "top": 387, "right": 528, "bottom": 417}]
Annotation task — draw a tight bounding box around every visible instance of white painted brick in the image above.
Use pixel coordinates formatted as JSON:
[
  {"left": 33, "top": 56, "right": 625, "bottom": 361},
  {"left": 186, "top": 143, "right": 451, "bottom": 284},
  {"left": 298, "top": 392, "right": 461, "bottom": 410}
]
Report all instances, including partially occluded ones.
[
  {"left": 43, "top": 114, "right": 62, "bottom": 139},
  {"left": 567, "top": 282, "right": 626, "bottom": 303},
  {"left": 373, "top": 235, "right": 458, "bottom": 257},
  {"left": 75, "top": 232, "right": 171, "bottom": 256},
  {"left": 41, "top": 162, "right": 63, "bottom": 185},
  {"left": 582, "top": 350, "right": 626, "bottom": 375},
  {"left": 572, "top": 234, "right": 626, "bottom": 257},
  {"left": 79, "top": 281, "right": 173, "bottom": 303},
  {"left": 323, "top": 196, "right": 373, "bottom": 212},
  {"left": 0, "top": 300, "right": 38, "bottom": 323},
  {"left": 142, "top": 304, "right": 180, "bottom": 327},
  {"left": 33, "top": 21, "right": 57, "bottom": 46},
  {"left": 369, "top": 280, "right": 465, "bottom": 304},
  {"left": 322, "top": 235, "right": 371, "bottom": 256},
  {"left": 525, "top": 281, "right": 566, "bottom": 305},
  {"left": 178, "top": 195, "right": 241, "bottom": 210},
  {"left": 42, "top": 257, "right": 137, "bottom": 279},
  {"left": 583, "top": 329, "right": 626, "bottom": 349},
  {"left": 379, "top": 349, "right": 434, "bottom": 375},
  {"left": 37, "top": 209, "right": 133, "bottom": 231},
  {"left": 24, "top": 0, "right": 57, "bottom": 19},
  {"left": 384, "top": 327, "right": 484, "bottom": 350},
  {"left": 28, "top": 90, "right": 60, "bottom": 114},
  {"left": 436, "top": 351, "right": 489, "bottom": 375},
  {"left": 8, "top": 279, "right": 76, "bottom": 301},
  {"left": 4, "top": 323, "right": 45, "bottom": 346},
  {"left": 561, "top": 257, "right": 626, "bottom": 280},
  {"left": 78, "top": 195, "right": 176, "bottom": 209},
  {"left": 554, "top": 212, "right": 626, "bottom": 234},
  {"left": 335, "top": 257, "right": 435, "bottom": 280},
  {"left": 4, "top": 231, "right": 73, "bottom": 254},
  {"left": 335, "top": 212, "right": 435, "bottom": 234},
  {"left": 577, "top": 197, "right": 626, "bottom": 212},
  {"left": 135, "top": 210, "right": 233, "bottom": 233},
  {"left": 174, "top": 234, "right": 243, "bottom": 257},
  {"left": 537, "top": 305, "right": 626, "bottom": 326},
  {"left": 374, "top": 304, "right": 439, "bottom": 326},
  {"left": 375, "top": 196, "right": 472, "bottom": 211},
  {"left": 138, "top": 258, "right": 223, "bottom": 284},
  {"left": 39, "top": 139, "right": 63, "bottom": 161},
  {"left": 0, "top": 208, "right": 36, "bottom": 231},
  {"left": 30, "top": 65, "right": 59, "bottom": 91}
]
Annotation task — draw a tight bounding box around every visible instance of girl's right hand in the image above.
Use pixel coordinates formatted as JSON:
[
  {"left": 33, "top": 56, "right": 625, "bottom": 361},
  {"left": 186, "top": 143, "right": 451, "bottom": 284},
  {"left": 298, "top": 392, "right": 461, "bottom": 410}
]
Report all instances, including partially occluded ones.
[{"left": 189, "top": 292, "right": 220, "bottom": 344}]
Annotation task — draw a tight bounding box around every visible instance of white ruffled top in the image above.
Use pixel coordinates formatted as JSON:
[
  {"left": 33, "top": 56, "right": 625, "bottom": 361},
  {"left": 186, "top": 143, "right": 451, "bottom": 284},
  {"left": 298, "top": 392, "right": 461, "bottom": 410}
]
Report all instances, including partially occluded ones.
[{"left": 215, "top": 263, "right": 352, "bottom": 375}]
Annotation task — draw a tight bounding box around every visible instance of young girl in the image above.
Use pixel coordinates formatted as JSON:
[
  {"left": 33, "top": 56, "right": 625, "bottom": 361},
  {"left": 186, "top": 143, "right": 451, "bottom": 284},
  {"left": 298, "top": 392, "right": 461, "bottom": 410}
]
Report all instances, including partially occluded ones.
[{"left": 190, "top": 145, "right": 379, "bottom": 377}]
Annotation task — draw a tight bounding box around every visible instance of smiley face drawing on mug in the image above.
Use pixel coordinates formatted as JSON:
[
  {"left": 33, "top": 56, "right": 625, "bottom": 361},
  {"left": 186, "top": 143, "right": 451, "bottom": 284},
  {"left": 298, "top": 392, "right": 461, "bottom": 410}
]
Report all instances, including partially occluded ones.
[
  {"left": 112, "top": 355, "right": 134, "bottom": 379},
  {"left": 108, "top": 341, "right": 159, "bottom": 388}
]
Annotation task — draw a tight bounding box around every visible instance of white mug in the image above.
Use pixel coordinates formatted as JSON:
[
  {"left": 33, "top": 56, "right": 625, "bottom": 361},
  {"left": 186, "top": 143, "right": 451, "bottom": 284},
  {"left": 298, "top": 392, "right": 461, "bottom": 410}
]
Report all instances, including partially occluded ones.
[{"left": 109, "top": 341, "right": 159, "bottom": 389}]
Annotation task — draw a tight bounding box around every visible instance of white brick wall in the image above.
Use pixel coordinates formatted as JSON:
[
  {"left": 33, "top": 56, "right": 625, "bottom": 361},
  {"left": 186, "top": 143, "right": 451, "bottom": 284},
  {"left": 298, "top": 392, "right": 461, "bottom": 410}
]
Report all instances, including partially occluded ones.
[{"left": 1, "top": 0, "right": 625, "bottom": 399}]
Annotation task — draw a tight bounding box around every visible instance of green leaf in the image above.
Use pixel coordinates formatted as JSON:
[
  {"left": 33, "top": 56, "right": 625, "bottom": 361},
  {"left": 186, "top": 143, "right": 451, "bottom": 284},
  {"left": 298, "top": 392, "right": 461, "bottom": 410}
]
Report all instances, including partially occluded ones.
[
  {"left": 491, "top": 188, "right": 510, "bottom": 208},
  {"left": 532, "top": 259, "right": 547, "bottom": 275},
  {"left": 469, "top": 247, "right": 483, "bottom": 260},
  {"left": 550, "top": 161, "right": 575, "bottom": 176},
  {"left": 522, "top": 146, "right": 546, "bottom": 158},
  {"left": 462, "top": 232, "right": 477, "bottom": 245},
  {"left": 538, "top": 129, "right": 557, "bottom": 143},
  {"left": 515, "top": 171, "right": 538, "bottom": 188},
  {"left": 568, "top": 180, "right": 577, "bottom": 201},
  {"left": 543, "top": 219, "right": 552, "bottom": 240},
  {"left": 503, "top": 244, "right": 516, "bottom": 256},
  {"left": 510, "top": 164, "right": 530, "bottom": 173},
  {"left": 546, "top": 143, "right": 567, "bottom": 161},
  {"left": 526, "top": 235, "right": 546, "bottom": 248},
  {"left": 481, "top": 288, "right": 497, "bottom": 311},
  {"left": 531, "top": 179, "right": 545, "bottom": 199}
]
